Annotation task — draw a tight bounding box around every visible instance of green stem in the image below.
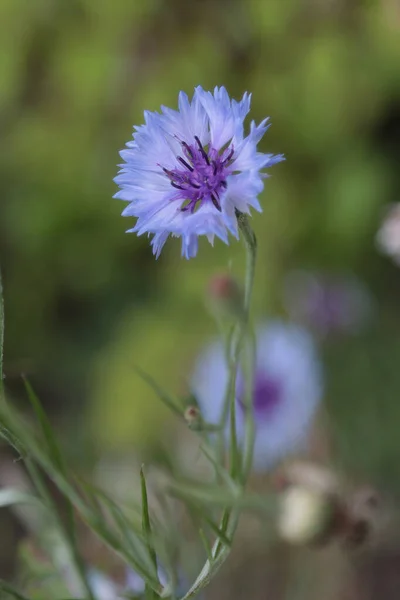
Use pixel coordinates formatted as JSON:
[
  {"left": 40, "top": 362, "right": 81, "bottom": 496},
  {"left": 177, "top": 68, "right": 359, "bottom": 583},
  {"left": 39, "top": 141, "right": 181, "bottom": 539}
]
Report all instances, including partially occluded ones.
[
  {"left": 180, "top": 212, "right": 257, "bottom": 600},
  {"left": 236, "top": 210, "right": 257, "bottom": 318},
  {"left": 236, "top": 211, "right": 257, "bottom": 481}
]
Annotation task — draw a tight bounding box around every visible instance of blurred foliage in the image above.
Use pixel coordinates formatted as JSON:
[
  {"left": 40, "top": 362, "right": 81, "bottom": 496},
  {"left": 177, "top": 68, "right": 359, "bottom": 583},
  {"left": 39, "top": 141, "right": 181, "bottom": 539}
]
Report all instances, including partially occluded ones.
[{"left": 0, "top": 0, "right": 400, "bottom": 489}]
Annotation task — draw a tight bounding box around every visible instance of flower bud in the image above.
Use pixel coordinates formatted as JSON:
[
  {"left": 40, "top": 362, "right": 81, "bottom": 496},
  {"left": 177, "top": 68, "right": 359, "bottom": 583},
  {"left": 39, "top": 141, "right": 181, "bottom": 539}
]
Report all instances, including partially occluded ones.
[
  {"left": 207, "top": 274, "right": 244, "bottom": 320},
  {"left": 184, "top": 405, "right": 201, "bottom": 429},
  {"left": 278, "top": 486, "right": 339, "bottom": 546}
]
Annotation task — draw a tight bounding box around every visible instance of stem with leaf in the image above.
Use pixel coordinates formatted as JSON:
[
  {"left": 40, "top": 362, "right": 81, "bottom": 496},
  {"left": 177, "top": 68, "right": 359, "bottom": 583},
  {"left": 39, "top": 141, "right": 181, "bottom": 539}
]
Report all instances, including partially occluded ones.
[{"left": 179, "top": 211, "right": 257, "bottom": 600}]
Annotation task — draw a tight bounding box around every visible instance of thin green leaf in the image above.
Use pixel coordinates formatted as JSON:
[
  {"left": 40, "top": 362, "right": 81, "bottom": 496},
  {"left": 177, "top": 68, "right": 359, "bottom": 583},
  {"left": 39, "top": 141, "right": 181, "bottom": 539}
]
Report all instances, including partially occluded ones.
[
  {"left": 202, "top": 514, "right": 231, "bottom": 548},
  {"left": 168, "top": 480, "right": 272, "bottom": 513},
  {"left": 78, "top": 478, "right": 142, "bottom": 535},
  {"left": 0, "top": 421, "right": 26, "bottom": 457},
  {"left": 199, "top": 529, "right": 212, "bottom": 563},
  {"left": 186, "top": 499, "right": 231, "bottom": 549},
  {"left": 0, "top": 488, "right": 42, "bottom": 510},
  {"left": 140, "top": 466, "right": 159, "bottom": 599},
  {"left": 89, "top": 484, "right": 158, "bottom": 583},
  {"left": 199, "top": 445, "right": 238, "bottom": 489},
  {"left": 167, "top": 480, "right": 239, "bottom": 508},
  {"left": 23, "top": 459, "right": 95, "bottom": 600},
  {"left": 22, "top": 378, "right": 65, "bottom": 475},
  {"left": 133, "top": 365, "right": 183, "bottom": 417},
  {"left": 0, "top": 399, "right": 158, "bottom": 587},
  {"left": 22, "top": 377, "right": 77, "bottom": 570},
  {"left": 0, "top": 580, "right": 31, "bottom": 600},
  {"left": 0, "top": 269, "right": 4, "bottom": 397}
]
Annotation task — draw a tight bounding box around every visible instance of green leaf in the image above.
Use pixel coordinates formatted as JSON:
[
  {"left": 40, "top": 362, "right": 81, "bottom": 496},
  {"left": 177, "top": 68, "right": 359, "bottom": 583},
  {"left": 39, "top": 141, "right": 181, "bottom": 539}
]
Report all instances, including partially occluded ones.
[
  {"left": 82, "top": 481, "right": 158, "bottom": 583},
  {"left": 185, "top": 498, "right": 231, "bottom": 549},
  {"left": 22, "top": 378, "right": 66, "bottom": 475},
  {"left": 0, "top": 488, "right": 42, "bottom": 510},
  {"left": 201, "top": 514, "right": 231, "bottom": 548},
  {"left": 198, "top": 529, "right": 212, "bottom": 563},
  {"left": 167, "top": 480, "right": 239, "bottom": 508},
  {"left": 168, "top": 480, "right": 273, "bottom": 513},
  {"left": 199, "top": 445, "right": 238, "bottom": 489},
  {"left": 0, "top": 580, "right": 31, "bottom": 600},
  {"left": 0, "top": 422, "right": 26, "bottom": 457},
  {"left": 22, "top": 377, "right": 76, "bottom": 548},
  {"left": 0, "top": 269, "right": 4, "bottom": 398},
  {"left": 140, "top": 465, "right": 159, "bottom": 598},
  {"left": 133, "top": 365, "right": 183, "bottom": 417}
]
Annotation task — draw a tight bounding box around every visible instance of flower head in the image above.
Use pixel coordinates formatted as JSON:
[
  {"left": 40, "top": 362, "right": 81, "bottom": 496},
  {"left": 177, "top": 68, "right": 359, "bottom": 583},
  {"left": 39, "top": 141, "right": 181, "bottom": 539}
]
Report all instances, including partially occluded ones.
[
  {"left": 114, "top": 86, "right": 283, "bottom": 258},
  {"left": 284, "top": 270, "right": 373, "bottom": 338},
  {"left": 191, "top": 321, "right": 322, "bottom": 471}
]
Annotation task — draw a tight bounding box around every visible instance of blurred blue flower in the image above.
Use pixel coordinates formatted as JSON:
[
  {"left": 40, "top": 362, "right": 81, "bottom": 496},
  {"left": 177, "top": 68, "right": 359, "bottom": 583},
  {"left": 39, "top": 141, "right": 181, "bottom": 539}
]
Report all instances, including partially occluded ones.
[
  {"left": 191, "top": 321, "right": 323, "bottom": 471},
  {"left": 284, "top": 270, "right": 373, "bottom": 338},
  {"left": 114, "top": 86, "right": 283, "bottom": 258}
]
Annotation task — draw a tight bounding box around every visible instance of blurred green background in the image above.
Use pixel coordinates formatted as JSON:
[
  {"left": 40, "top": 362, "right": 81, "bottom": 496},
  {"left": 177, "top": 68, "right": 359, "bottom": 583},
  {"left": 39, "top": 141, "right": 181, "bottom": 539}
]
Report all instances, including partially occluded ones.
[{"left": 1, "top": 0, "right": 400, "bottom": 496}]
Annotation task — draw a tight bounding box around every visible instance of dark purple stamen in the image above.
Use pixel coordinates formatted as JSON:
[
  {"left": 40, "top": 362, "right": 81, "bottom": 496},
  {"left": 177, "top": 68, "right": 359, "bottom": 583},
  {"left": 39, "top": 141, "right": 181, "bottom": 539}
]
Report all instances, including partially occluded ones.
[
  {"left": 194, "top": 136, "right": 210, "bottom": 165},
  {"left": 223, "top": 147, "right": 234, "bottom": 165},
  {"left": 177, "top": 156, "right": 194, "bottom": 172},
  {"left": 161, "top": 136, "right": 234, "bottom": 213},
  {"left": 181, "top": 141, "right": 194, "bottom": 159},
  {"left": 211, "top": 193, "right": 222, "bottom": 212}
]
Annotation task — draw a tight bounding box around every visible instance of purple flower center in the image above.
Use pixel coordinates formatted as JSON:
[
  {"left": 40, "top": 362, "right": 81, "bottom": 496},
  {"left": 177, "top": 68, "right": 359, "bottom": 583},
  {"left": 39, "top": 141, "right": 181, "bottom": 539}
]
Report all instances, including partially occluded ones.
[
  {"left": 237, "top": 371, "right": 283, "bottom": 418},
  {"left": 161, "top": 136, "right": 234, "bottom": 213},
  {"left": 308, "top": 284, "right": 348, "bottom": 333}
]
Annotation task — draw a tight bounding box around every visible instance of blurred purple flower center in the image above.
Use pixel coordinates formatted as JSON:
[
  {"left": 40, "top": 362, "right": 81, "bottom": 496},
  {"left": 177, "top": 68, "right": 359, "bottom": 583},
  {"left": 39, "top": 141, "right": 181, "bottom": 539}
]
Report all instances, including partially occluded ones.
[
  {"left": 161, "top": 136, "right": 234, "bottom": 213},
  {"left": 309, "top": 285, "right": 347, "bottom": 331},
  {"left": 238, "top": 371, "right": 282, "bottom": 417}
]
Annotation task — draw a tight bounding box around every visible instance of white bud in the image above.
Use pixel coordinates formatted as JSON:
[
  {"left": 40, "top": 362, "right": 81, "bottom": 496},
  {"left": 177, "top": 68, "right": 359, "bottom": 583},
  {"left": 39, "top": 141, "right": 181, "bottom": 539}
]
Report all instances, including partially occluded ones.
[
  {"left": 376, "top": 203, "right": 400, "bottom": 265},
  {"left": 278, "top": 486, "right": 336, "bottom": 545}
]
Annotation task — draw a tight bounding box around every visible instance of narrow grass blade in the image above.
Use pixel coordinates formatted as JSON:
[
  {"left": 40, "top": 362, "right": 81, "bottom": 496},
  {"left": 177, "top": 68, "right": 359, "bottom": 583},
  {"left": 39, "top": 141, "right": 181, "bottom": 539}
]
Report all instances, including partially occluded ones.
[
  {"left": 0, "top": 421, "right": 26, "bottom": 456},
  {"left": 186, "top": 499, "right": 231, "bottom": 549},
  {"left": 22, "top": 378, "right": 65, "bottom": 474},
  {"left": 140, "top": 466, "right": 159, "bottom": 599},
  {"left": 0, "top": 269, "right": 4, "bottom": 397},
  {"left": 202, "top": 514, "right": 231, "bottom": 548},
  {"left": 0, "top": 488, "right": 42, "bottom": 510},
  {"left": 199, "top": 444, "right": 237, "bottom": 489},
  {"left": 167, "top": 481, "right": 238, "bottom": 508},
  {"left": 199, "top": 529, "right": 212, "bottom": 563},
  {"left": 22, "top": 377, "right": 76, "bottom": 548},
  {"left": 133, "top": 365, "right": 182, "bottom": 417}
]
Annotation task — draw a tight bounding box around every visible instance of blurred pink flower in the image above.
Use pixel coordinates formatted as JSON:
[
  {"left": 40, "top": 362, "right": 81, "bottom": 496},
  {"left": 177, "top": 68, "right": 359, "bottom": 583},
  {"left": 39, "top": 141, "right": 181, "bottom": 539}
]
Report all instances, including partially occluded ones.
[{"left": 284, "top": 270, "right": 373, "bottom": 338}]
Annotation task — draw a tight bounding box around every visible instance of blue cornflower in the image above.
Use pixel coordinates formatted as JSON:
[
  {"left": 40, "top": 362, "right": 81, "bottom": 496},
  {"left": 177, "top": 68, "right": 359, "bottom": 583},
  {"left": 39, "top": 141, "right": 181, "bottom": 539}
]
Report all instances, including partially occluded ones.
[
  {"left": 114, "top": 86, "right": 284, "bottom": 258},
  {"left": 191, "top": 321, "right": 323, "bottom": 471}
]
